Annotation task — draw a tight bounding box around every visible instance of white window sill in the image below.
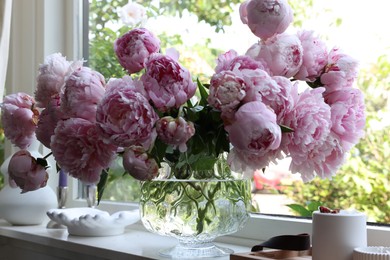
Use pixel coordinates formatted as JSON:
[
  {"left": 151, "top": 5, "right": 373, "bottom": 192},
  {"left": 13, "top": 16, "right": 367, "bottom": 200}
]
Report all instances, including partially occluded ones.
[
  {"left": 0, "top": 219, "right": 252, "bottom": 260},
  {"left": 1, "top": 213, "right": 389, "bottom": 259}
]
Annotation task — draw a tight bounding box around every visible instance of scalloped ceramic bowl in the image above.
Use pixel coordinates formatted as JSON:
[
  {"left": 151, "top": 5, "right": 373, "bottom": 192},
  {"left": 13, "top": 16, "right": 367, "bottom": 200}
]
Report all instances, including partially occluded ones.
[{"left": 47, "top": 207, "right": 140, "bottom": 236}]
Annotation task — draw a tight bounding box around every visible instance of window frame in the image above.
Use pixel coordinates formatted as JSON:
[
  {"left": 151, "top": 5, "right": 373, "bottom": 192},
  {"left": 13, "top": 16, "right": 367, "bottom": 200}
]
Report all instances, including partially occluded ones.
[{"left": 5, "top": 0, "right": 390, "bottom": 248}]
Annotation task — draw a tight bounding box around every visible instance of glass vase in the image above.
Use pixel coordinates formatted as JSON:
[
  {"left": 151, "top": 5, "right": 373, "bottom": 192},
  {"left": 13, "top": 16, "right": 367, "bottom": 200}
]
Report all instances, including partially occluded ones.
[{"left": 140, "top": 178, "right": 252, "bottom": 258}]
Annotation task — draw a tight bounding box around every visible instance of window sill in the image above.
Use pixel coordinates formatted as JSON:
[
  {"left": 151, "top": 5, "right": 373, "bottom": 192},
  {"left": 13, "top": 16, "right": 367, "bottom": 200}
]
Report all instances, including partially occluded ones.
[{"left": 0, "top": 219, "right": 252, "bottom": 260}]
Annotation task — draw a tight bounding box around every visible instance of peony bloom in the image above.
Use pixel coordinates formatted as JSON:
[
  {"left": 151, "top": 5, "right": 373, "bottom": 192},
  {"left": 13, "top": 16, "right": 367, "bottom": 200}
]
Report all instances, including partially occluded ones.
[
  {"left": 8, "top": 150, "right": 49, "bottom": 193},
  {"left": 61, "top": 67, "right": 106, "bottom": 122},
  {"left": 51, "top": 118, "right": 117, "bottom": 184},
  {"left": 225, "top": 101, "right": 281, "bottom": 155},
  {"left": 117, "top": 1, "right": 147, "bottom": 27},
  {"left": 0, "top": 93, "right": 39, "bottom": 149},
  {"left": 105, "top": 75, "right": 147, "bottom": 97},
  {"left": 320, "top": 47, "right": 359, "bottom": 91},
  {"left": 156, "top": 116, "right": 195, "bottom": 152},
  {"left": 114, "top": 28, "right": 160, "bottom": 74},
  {"left": 208, "top": 70, "right": 246, "bottom": 115},
  {"left": 240, "top": 0, "right": 293, "bottom": 40},
  {"left": 122, "top": 146, "right": 159, "bottom": 181},
  {"left": 35, "top": 53, "right": 83, "bottom": 108},
  {"left": 294, "top": 30, "right": 328, "bottom": 82},
  {"left": 324, "top": 88, "right": 366, "bottom": 150},
  {"left": 290, "top": 133, "right": 346, "bottom": 182},
  {"left": 228, "top": 147, "right": 283, "bottom": 178},
  {"left": 246, "top": 33, "right": 303, "bottom": 78},
  {"left": 36, "top": 94, "right": 64, "bottom": 148},
  {"left": 215, "top": 49, "right": 238, "bottom": 73},
  {"left": 282, "top": 86, "right": 332, "bottom": 181},
  {"left": 96, "top": 81, "right": 158, "bottom": 148},
  {"left": 141, "top": 53, "right": 196, "bottom": 112}
]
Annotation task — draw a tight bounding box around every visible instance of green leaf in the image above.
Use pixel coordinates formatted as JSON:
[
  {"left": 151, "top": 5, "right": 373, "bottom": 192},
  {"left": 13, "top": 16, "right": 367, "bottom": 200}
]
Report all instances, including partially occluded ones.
[
  {"left": 36, "top": 158, "right": 48, "bottom": 169},
  {"left": 286, "top": 204, "right": 312, "bottom": 217},
  {"left": 197, "top": 78, "right": 209, "bottom": 107},
  {"left": 307, "top": 201, "right": 322, "bottom": 212},
  {"left": 97, "top": 169, "right": 109, "bottom": 205},
  {"left": 280, "top": 124, "right": 294, "bottom": 133}
]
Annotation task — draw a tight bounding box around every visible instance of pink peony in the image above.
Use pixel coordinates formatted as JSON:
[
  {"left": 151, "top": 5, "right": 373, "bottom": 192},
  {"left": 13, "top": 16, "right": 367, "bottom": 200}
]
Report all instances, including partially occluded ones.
[
  {"left": 246, "top": 33, "right": 303, "bottom": 77},
  {"left": 289, "top": 133, "right": 346, "bottom": 182},
  {"left": 141, "top": 53, "right": 196, "bottom": 112},
  {"left": 294, "top": 30, "right": 328, "bottom": 82},
  {"left": 122, "top": 146, "right": 159, "bottom": 181},
  {"left": 51, "top": 118, "right": 117, "bottom": 184},
  {"left": 271, "top": 76, "right": 295, "bottom": 122},
  {"left": 36, "top": 94, "right": 65, "bottom": 148},
  {"left": 35, "top": 53, "right": 83, "bottom": 108},
  {"left": 156, "top": 116, "right": 195, "bottom": 152},
  {"left": 240, "top": 0, "right": 293, "bottom": 40},
  {"left": 225, "top": 101, "right": 281, "bottom": 155},
  {"left": 281, "top": 87, "right": 333, "bottom": 180},
  {"left": 117, "top": 1, "right": 147, "bottom": 26},
  {"left": 228, "top": 147, "right": 283, "bottom": 177},
  {"left": 215, "top": 49, "right": 238, "bottom": 73},
  {"left": 324, "top": 88, "right": 366, "bottom": 150},
  {"left": 114, "top": 28, "right": 160, "bottom": 74},
  {"left": 0, "top": 93, "right": 39, "bottom": 149},
  {"left": 96, "top": 81, "right": 158, "bottom": 148},
  {"left": 105, "top": 75, "right": 147, "bottom": 97},
  {"left": 8, "top": 150, "right": 49, "bottom": 193},
  {"left": 61, "top": 67, "right": 106, "bottom": 122},
  {"left": 320, "top": 47, "right": 359, "bottom": 91},
  {"left": 208, "top": 70, "right": 246, "bottom": 115}
]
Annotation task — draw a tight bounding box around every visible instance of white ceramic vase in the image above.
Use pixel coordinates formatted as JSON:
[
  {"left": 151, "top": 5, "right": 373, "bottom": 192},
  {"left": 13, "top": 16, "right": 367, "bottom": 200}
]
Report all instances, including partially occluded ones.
[{"left": 0, "top": 139, "right": 57, "bottom": 225}]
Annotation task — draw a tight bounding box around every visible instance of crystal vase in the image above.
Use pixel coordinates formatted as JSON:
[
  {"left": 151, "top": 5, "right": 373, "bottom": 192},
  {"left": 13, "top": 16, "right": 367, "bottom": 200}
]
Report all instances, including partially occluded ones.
[{"left": 140, "top": 178, "right": 252, "bottom": 258}]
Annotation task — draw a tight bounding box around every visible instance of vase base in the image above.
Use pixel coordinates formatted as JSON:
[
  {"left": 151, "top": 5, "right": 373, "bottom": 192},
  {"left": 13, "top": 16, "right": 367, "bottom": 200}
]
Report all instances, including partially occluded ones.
[{"left": 159, "top": 242, "right": 233, "bottom": 259}]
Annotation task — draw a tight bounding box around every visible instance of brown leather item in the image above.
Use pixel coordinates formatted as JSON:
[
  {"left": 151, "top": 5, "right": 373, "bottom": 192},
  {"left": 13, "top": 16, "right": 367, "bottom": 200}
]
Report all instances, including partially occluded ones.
[{"left": 251, "top": 233, "right": 311, "bottom": 252}]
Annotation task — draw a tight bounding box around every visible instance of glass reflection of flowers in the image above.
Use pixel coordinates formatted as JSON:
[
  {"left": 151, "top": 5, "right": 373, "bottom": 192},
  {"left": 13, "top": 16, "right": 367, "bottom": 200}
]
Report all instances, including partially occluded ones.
[{"left": 0, "top": 0, "right": 365, "bottom": 195}]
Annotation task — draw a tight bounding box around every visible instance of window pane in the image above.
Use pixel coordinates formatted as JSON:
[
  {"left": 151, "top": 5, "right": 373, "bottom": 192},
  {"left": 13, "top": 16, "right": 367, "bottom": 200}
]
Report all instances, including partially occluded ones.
[{"left": 86, "top": 0, "right": 390, "bottom": 224}]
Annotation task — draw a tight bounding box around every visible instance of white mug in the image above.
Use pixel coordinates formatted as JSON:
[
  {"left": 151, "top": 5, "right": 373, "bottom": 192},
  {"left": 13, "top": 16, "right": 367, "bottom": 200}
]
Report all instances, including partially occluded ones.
[{"left": 312, "top": 210, "right": 367, "bottom": 260}]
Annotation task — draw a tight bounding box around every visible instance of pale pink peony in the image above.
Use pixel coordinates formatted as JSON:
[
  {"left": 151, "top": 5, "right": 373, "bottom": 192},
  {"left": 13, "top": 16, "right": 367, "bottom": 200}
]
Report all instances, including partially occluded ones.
[
  {"left": 36, "top": 94, "right": 64, "bottom": 148},
  {"left": 282, "top": 86, "right": 333, "bottom": 180},
  {"left": 122, "top": 146, "right": 159, "bottom": 181},
  {"left": 105, "top": 75, "right": 147, "bottom": 97},
  {"left": 225, "top": 101, "right": 281, "bottom": 155},
  {"left": 117, "top": 1, "right": 147, "bottom": 26},
  {"left": 35, "top": 53, "right": 83, "bottom": 108},
  {"left": 215, "top": 49, "right": 238, "bottom": 73},
  {"left": 61, "top": 67, "right": 106, "bottom": 122},
  {"left": 320, "top": 47, "right": 359, "bottom": 91},
  {"left": 208, "top": 70, "right": 246, "bottom": 115},
  {"left": 240, "top": 0, "right": 293, "bottom": 40},
  {"left": 114, "top": 28, "right": 160, "bottom": 74},
  {"left": 241, "top": 69, "right": 295, "bottom": 123},
  {"left": 294, "top": 30, "right": 328, "bottom": 82},
  {"left": 324, "top": 88, "right": 366, "bottom": 150},
  {"left": 96, "top": 81, "right": 158, "bottom": 148},
  {"left": 8, "top": 150, "right": 49, "bottom": 193},
  {"left": 0, "top": 93, "right": 39, "bottom": 149},
  {"left": 289, "top": 133, "right": 346, "bottom": 182},
  {"left": 246, "top": 33, "right": 303, "bottom": 77},
  {"left": 228, "top": 147, "right": 283, "bottom": 178},
  {"left": 271, "top": 76, "right": 295, "bottom": 122},
  {"left": 156, "top": 116, "right": 195, "bottom": 152},
  {"left": 141, "top": 53, "right": 196, "bottom": 112},
  {"left": 51, "top": 118, "right": 117, "bottom": 184}
]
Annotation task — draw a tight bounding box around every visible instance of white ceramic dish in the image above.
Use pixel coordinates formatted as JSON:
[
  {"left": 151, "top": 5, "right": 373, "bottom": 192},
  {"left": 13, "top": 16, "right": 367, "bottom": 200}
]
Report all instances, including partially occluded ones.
[
  {"left": 354, "top": 247, "right": 390, "bottom": 260},
  {"left": 47, "top": 207, "right": 140, "bottom": 236}
]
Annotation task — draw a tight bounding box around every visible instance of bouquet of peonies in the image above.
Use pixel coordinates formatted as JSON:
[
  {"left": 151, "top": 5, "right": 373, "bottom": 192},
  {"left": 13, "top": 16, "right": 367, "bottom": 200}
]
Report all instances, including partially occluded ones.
[{"left": 0, "top": 0, "right": 365, "bottom": 193}]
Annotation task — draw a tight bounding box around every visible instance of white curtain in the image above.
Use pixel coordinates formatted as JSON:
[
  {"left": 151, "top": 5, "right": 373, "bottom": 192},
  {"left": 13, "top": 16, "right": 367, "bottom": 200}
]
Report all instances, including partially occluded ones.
[{"left": 0, "top": 0, "right": 13, "bottom": 102}]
